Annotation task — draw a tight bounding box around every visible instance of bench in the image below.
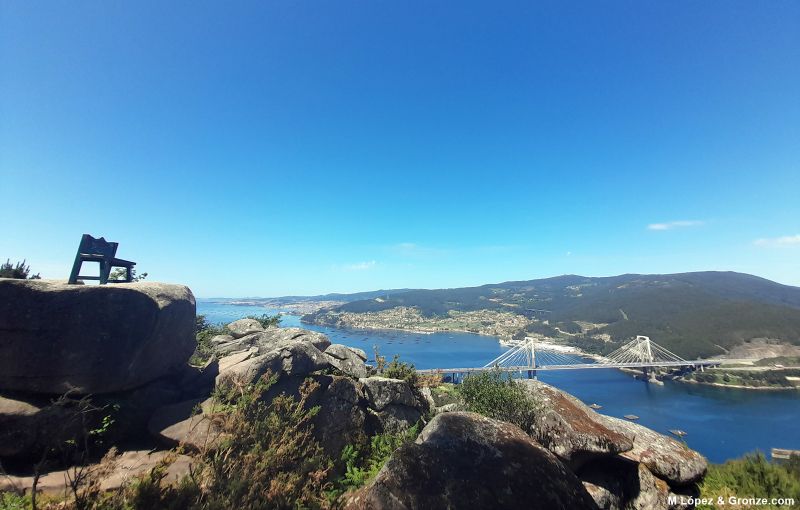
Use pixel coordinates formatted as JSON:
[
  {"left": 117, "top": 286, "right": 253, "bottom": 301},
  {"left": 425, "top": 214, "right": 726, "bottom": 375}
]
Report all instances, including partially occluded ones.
[{"left": 68, "top": 234, "right": 136, "bottom": 284}]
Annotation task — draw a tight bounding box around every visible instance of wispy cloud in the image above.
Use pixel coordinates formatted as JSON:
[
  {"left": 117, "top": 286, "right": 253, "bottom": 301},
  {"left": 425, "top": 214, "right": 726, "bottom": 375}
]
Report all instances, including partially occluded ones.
[
  {"left": 342, "top": 260, "right": 377, "bottom": 271},
  {"left": 753, "top": 234, "right": 800, "bottom": 247},
  {"left": 647, "top": 220, "right": 705, "bottom": 231}
]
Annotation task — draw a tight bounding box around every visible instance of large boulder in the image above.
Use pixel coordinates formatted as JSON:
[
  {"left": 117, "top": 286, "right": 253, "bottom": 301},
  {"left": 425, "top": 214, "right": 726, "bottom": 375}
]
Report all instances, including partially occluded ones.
[
  {"left": 214, "top": 339, "right": 331, "bottom": 387},
  {"left": 366, "top": 404, "right": 423, "bottom": 435},
  {"left": 209, "top": 327, "right": 331, "bottom": 358},
  {"left": 311, "top": 376, "right": 367, "bottom": 458},
  {"left": 0, "top": 279, "right": 196, "bottom": 394},
  {"left": 216, "top": 349, "right": 283, "bottom": 387},
  {"left": 226, "top": 318, "right": 264, "bottom": 338},
  {"left": 345, "top": 412, "right": 596, "bottom": 510},
  {"left": 360, "top": 377, "right": 417, "bottom": 411},
  {"left": 519, "top": 380, "right": 634, "bottom": 465},
  {"left": 281, "top": 341, "right": 330, "bottom": 376},
  {"left": 603, "top": 416, "right": 707, "bottom": 485},
  {"left": 324, "top": 344, "right": 368, "bottom": 379}
]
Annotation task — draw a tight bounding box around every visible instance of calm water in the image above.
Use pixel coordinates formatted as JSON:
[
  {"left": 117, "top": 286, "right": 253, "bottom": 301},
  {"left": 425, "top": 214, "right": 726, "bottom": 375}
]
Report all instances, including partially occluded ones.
[{"left": 198, "top": 300, "right": 800, "bottom": 463}]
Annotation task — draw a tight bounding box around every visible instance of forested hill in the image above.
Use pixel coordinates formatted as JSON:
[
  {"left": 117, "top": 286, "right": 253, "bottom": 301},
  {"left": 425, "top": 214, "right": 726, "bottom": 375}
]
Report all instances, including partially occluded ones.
[{"left": 302, "top": 272, "right": 800, "bottom": 359}]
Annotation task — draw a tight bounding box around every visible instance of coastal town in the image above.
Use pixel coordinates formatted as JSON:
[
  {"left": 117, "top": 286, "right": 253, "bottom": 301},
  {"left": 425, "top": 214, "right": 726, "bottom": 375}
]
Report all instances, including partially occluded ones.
[{"left": 304, "top": 305, "right": 531, "bottom": 339}]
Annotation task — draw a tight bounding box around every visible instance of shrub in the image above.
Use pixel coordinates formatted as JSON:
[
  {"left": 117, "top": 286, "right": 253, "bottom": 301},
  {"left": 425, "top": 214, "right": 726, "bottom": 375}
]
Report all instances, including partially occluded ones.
[
  {"left": 331, "top": 423, "right": 420, "bottom": 498},
  {"left": 108, "top": 267, "right": 148, "bottom": 282},
  {"left": 191, "top": 314, "right": 229, "bottom": 365},
  {"left": 699, "top": 452, "right": 800, "bottom": 510},
  {"left": 457, "top": 370, "right": 539, "bottom": 431},
  {"left": 0, "top": 259, "right": 40, "bottom": 279},
  {"left": 382, "top": 355, "right": 418, "bottom": 386},
  {"left": 0, "top": 493, "right": 30, "bottom": 510},
  {"left": 245, "top": 313, "right": 281, "bottom": 329},
  {"left": 201, "top": 374, "right": 332, "bottom": 509},
  {"left": 110, "top": 373, "right": 333, "bottom": 510}
]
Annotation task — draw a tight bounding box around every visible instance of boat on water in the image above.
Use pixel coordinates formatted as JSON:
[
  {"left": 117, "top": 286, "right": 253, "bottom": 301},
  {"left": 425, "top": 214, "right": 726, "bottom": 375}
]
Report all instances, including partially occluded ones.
[
  {"left": 670, "top": 429, "right": 687, "bottom": 437},
  {"left": 589, "top": 404, "right": 602, "bottom": 410},
  {"left": 624, "top": 414, "right": 639, "bottom": 420}
]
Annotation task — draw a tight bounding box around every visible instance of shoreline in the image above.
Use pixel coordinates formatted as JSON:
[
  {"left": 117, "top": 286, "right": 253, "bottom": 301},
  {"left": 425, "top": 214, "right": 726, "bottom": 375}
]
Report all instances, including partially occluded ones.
[
  {"left": 674, "top": 378, "right": 799, "bottom": 392},
  {"left": 300, "top": 318, "right": 500, "bottom": 338}
]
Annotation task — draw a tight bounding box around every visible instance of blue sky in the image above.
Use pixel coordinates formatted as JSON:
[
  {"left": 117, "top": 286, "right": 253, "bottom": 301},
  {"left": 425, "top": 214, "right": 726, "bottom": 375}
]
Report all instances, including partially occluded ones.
[{"left": 2, "top": 1, "right": 798, "bottom": 297}]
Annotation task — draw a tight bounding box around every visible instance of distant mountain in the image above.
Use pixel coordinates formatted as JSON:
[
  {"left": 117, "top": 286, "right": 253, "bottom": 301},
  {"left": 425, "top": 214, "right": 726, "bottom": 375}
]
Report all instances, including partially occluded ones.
[
  {"left": 243, "top": 288, "right": 418, "bottom": 304},
  {"left": 303, "top": 272, "right": 800, "bottom": 359}
]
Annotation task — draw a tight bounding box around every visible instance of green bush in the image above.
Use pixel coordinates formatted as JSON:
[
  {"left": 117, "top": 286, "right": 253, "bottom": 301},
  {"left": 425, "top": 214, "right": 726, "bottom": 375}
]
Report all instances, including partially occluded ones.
[
  {"left": 331, "top": 423, "right": 420, "bottom": 498},
  {"left": 245, "top": 313, "right": 281, "bottom": 329},
  {"left": 191, "top": 314, "right": 229, "bottom": 365},
  {"left": 0, "top": 493, "right": 30, "bottom": 510},
  {"left": 108, "top": 267, "right": 148, "bottom": 282},
  {"left": 382, "top": 355, "right": 418, "bottom": 386},
  {"left": 105, "top": 373, "right": 333, "bottom": 510},
  {"left": 699, "top": 452, "right": 800, "bottom": 510},
  {"left": 0, "top": 259, "right": 40, "bottom": 279},
  {"left": 457, "top": 370, "right": 539, "bottom": 431},
  {"left": 199, "top": 374, "right": 332, "bottom": 509}
]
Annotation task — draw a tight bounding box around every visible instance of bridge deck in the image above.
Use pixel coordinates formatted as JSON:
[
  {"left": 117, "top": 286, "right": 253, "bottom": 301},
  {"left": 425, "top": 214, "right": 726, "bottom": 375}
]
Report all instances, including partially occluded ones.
[{"left": 417, "top": 359, "right": 748, "bottom": 375}]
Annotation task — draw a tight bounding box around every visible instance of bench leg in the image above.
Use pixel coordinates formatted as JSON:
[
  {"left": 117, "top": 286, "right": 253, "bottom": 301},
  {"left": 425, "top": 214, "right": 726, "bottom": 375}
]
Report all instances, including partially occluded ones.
[
  {"left": 68, "top": 257, "right": 83, "bottom": 284},
  {"left": 100, "top": 261, "right": 110, "bottom": 285}
]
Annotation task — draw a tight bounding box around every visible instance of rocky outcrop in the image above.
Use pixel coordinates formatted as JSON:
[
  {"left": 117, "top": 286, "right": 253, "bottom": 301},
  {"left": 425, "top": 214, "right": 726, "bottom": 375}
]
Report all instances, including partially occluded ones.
[
  {"left": 214, "top": 342, "right": 330, "bottom": 387},
  {"left": 0, "top": 279, "right": 196, "bottom": 394},
  {"left": 142, "top": 323, "right": 427, "bottom": 463},
  {"left": 603, "top": 416, "right": 707, "bottom": 485},
  {"left": 226, "top": 318, "right": 264, "bottom": 338},
  {"left": 211, "top": 327, "right": 331, "bottom": 358},
  {"left": 360, "top": 377, "right": 418, "bottom": 411},
  {"left": 519, "top": 379, "right": 634, "bottom": 465},
  {"left": 513, "top": 381, "right": 706, "bottom": 510},
  {"left": 345, "top": 412, "right": 597, "bottom": 510},
  {"left": 0, "top": 449, "right": 194, "bottom": 495},
  {"left": 324, "top": 344, "right": 369, "bottom": 378},
  {"left": 359, "top": 376, "right": 425, "bottom": 434},
  {"left": 281, "top": 341, "right": 330, "bottom": 376},
  {"left": 310, "top": 376, "right": 368, "bottom": 458}
]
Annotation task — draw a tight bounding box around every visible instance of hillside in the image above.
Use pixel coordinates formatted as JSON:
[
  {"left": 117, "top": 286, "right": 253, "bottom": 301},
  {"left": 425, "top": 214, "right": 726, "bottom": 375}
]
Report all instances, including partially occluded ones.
[{"left": 302, "top": 272, "right": 800, "bottom": 359}]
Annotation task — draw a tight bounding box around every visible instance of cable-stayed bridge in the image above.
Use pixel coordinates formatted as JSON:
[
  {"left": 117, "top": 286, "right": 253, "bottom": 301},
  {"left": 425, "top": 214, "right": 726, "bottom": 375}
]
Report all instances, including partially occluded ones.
[{"left": 417, "top": 335, "right": 741, "bottom": 377}]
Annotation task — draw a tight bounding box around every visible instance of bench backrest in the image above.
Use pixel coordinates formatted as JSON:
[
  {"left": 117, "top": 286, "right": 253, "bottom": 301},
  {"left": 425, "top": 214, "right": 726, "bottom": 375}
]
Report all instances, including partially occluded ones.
[{"left": 77, "top": 234, "right": 118, "bottom": 259}]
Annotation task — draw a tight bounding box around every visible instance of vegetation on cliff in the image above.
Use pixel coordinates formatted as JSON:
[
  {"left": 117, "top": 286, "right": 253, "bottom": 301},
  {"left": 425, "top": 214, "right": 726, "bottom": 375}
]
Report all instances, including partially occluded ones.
[
  {"left": 0, "top": 371, "right": 420, "bottom": 510},
  {"left": 457, "top": 370, "right": 539, "bottom": 431},
  {"left": 0, "top": 260, "right": 40, "bottom": 280},
  {"left": 192, "top": 314, "right": 282, "bottom": 365},
  {"left": 699, "top": 452, "right": 800, "bottom": 509}
]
